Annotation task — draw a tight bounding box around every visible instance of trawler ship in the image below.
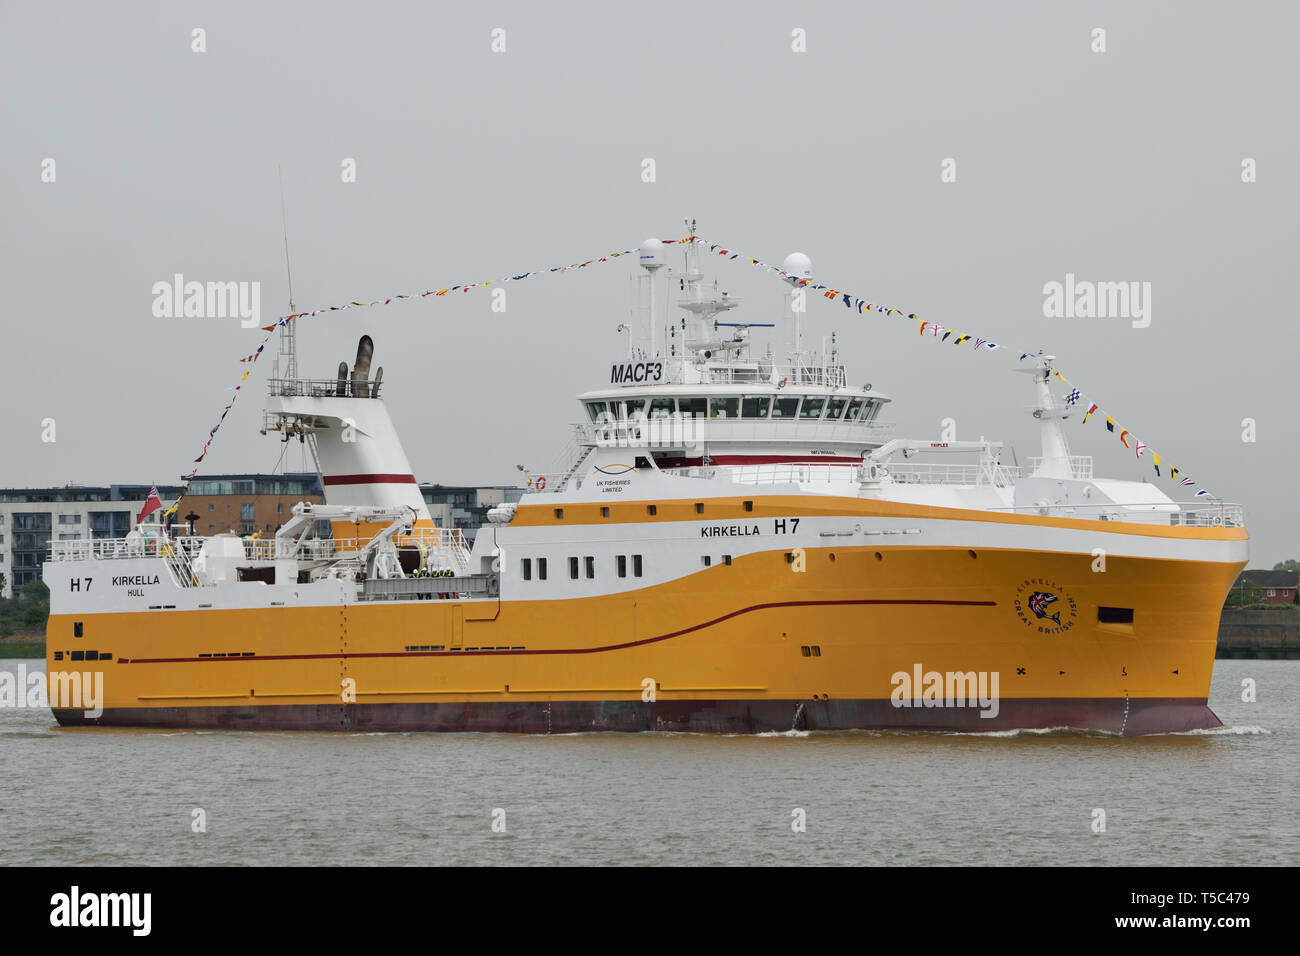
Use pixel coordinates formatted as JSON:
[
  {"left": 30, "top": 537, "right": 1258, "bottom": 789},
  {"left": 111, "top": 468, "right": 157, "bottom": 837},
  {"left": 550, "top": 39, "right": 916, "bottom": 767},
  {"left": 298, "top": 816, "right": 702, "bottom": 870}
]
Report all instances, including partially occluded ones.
[{"left": 45, "top": 237, "right": 1248, "bottom": 734}]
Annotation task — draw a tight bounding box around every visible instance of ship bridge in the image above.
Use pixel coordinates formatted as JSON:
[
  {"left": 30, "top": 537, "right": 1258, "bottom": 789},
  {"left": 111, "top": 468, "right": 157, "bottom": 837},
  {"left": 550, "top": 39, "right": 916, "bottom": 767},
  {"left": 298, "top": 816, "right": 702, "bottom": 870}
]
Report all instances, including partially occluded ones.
[{"left": 567, "top": 231, "right": 892, "bottom": 473}]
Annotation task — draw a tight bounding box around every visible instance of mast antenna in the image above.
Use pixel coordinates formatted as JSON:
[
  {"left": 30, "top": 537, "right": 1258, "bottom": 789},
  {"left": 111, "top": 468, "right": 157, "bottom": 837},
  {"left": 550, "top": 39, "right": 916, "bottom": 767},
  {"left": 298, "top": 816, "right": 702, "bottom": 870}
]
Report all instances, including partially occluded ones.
[{"left": 276, "top": 165, "right": 298, "bottom": 382}]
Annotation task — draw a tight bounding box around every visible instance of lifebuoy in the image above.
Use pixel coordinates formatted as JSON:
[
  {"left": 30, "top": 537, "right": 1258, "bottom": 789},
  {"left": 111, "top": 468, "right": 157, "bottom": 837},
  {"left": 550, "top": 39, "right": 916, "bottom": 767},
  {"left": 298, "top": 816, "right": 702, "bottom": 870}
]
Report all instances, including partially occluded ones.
[{"left": 535, "top": 476, "right": 547, "bottom": 490}]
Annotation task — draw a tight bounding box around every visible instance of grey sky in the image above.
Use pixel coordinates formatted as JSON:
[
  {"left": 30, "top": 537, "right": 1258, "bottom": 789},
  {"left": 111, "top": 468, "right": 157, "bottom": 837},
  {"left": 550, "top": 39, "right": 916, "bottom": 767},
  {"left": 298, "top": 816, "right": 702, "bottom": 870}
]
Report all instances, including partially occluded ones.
[{"left": 2, "top": 0, "right": 1296, "bottom": 563}]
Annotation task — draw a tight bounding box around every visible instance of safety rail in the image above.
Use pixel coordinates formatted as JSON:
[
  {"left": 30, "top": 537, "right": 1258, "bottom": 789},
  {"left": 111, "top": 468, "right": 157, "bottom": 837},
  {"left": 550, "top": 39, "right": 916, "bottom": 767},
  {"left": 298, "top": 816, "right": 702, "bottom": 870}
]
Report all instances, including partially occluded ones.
[
  {"left": 657, "top": 463, "right": 863, "bottom": 485},
  {"left": 884, "top": 462, "right": 1022, "bottom": 486},
  {"left": 1026, "top": 456, "right": 1094, "bottom": 479},
  {"left": 988, "top": 501, "right": 1245, "bottom": 528},
  {"left": 362, "top": 574, "right": 496, "bottom": 601},
  {"left": 49, "top": 529, "right": 472, "bottom": 568},
  {"left": 252, "top": 529, "right": 470, "bottom": 564},
  {"left": 50, "top": 536, "right": 208, "bottom": 562},
  {"left": 572, "top": 416, "right": 894, "bottom": 448},
  {"left": 266, "top": 378, "right": 382, "bottom": 399},
  {"left": 695, "top": 361, "right": 849, "bottom": 387}
]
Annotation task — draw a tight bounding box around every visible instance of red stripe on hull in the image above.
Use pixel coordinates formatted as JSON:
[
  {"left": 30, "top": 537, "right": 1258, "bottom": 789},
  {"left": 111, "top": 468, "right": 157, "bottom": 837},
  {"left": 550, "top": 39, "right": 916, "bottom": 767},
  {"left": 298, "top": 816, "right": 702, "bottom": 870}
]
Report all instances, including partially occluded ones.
[
  {"left": 116, "top": 598, "right": 998, "bottom": 665},
  {"left": 322, "top": 473, "right": 417, "bottom": 486},
  {"left": 51, "top": 697, "right": 1223, "bottom": 736}
]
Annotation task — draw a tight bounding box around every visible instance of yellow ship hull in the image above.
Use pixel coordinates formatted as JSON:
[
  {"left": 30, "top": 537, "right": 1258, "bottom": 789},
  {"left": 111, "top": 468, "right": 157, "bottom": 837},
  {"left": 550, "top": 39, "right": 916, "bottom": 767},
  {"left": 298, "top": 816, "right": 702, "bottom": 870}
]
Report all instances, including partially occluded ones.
[{"left": 47, "top": 505, "right": 1246, "bottom": 735}]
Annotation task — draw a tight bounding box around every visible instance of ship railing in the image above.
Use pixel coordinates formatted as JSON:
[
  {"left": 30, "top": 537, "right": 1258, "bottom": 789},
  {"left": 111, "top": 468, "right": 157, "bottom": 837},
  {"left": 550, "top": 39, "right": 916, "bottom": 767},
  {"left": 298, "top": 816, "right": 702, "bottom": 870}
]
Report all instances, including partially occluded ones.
[
  {"left": 533, "top": 437, "right": 591, "bottom": 493},
  {"left": 520, "top": 471, "right": 580, "bottom": 495},
  {"left": 266, "top": 378, "right": 382, "bottom": 399},
  {"left": 1025, "top": 456, "right": 1094, "bottom": 479},
  {"left": 883, "top": 462, "right": 1025, "bottom": 486},
  {"left": 249, "top": 529, "right": 470, "bottom": 565},
  {"left": 572, "top": 417, "right": 894, "bottom": 448},
  {"left": 49, "top": 529, "right": 472, "bottom": 571},
  {"left": 49, "top": 535, "right": 209, "bottom": 562},
  {"left": 658, "top": 463, "right": 862, "bottom": 485},
  {"left": 987, "top": 501, "right": 1246, "bottom": 528},
  {"left": 699, "top": 362, "right": 849, "bottom": 387}
]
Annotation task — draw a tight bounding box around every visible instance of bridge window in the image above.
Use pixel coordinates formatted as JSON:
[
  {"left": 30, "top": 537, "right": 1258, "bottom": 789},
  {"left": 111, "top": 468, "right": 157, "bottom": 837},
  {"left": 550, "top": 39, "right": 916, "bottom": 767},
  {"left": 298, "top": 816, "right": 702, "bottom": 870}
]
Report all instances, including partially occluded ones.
[
  {"left": 799, "top": 397, "right": 825, "bottom": 419},
  {"left": 709, "top": 397, "right": 739, "bottom": 419},
  {"left": 846, "top": 397, "right": 866, "bottom": 420},
  {"left": 537, "top": 558, "right": 547, "bottom": 581},
  {"left": 624, "top": 398, "right": 646, "bottom": 418},
  {"left": 649, "top": 397, "right": 675, "bottom": 419},
  {"left": 772, "top": 396, "right": 800, "bottom": 419},
  {"left": 826, "top": 396, "right": 848, "bottom": 420},
  {"left": 522, "top": 558, "right": 532, "bottom": 581},
  {"left": 864, "top": 400, "right": 881, "bottom": 422},
  {"left": 569, "top": 556, "right": 579, "bottom": 579},
  {"left": 679, "top": 397, "right": 706, "bottom": 418},
  {"left": 616, "top": 555, "right": 627, "bottom": 578},
  {"left": 585, "top": 556, "right": 595, "bottom": 578},
  {"left": 633, "top": 555, "right": 643, "bottom": 577},
  {"left": 585, "top": 402, "right": 608, "bottom": 422},
  {"left": 741, "top": 395, "right": 771, "bottom": 418}
]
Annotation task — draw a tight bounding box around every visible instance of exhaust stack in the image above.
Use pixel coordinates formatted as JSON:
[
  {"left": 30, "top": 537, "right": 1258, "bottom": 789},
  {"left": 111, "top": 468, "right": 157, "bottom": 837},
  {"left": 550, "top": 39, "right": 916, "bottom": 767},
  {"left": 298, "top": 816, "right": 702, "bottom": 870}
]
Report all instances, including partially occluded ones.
[{"left": 350, "top": 334, "right": 373, "bottom": 397}]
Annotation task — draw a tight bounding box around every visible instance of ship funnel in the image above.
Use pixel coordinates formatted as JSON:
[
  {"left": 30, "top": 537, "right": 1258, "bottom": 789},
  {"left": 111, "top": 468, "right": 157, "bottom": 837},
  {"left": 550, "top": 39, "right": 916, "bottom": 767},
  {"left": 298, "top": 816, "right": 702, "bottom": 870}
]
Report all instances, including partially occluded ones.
[
  {"left": 351, "top": 335, "right": 373, "bottom": 397},
  {"left": 336, "top": 362, "right": 348, "bottom": 397},
  {"left": 371, "top": 366, "right": 383, "bottom": 399}
]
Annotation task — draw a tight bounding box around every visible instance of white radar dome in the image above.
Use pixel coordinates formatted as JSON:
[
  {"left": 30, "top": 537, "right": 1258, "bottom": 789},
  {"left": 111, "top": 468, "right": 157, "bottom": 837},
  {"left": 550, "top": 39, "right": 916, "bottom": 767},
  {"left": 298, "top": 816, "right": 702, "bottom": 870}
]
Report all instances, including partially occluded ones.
[
  {"left": 639, "top": 238, "right": 666, "bottom": 270},
  {"left": 782, "top": 252, "right": 813, "bottom": 281}
]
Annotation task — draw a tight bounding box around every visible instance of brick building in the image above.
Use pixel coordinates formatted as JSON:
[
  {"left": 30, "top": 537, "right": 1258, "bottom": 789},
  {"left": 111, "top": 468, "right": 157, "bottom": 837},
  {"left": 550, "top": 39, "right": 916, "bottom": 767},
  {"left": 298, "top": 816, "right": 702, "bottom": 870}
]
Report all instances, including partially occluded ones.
[{"left": 1230, "top": 569, "right": 1300, "bottom": 606}]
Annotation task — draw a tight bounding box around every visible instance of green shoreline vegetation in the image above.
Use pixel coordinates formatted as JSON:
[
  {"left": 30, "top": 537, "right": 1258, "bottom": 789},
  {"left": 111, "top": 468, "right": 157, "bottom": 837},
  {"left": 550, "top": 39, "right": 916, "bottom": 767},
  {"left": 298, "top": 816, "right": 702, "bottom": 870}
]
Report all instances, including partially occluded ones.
[{"left": 1, "top": 574, "right": 49, "bottom": 657}]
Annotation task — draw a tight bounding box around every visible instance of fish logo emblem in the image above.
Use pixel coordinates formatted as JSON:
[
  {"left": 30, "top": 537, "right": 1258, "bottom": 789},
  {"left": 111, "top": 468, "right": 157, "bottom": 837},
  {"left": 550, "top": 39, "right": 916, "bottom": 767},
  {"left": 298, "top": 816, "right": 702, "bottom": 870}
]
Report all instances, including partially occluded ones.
[
  {"left": 1013, "top": 578, "right": 1078, "bottom": 633},
  {"left": 594, "top": 464, "right": 635, "bottom": 476},
  {"left": 1027, "top": 591, "right": 1061, "bottom": 624}
]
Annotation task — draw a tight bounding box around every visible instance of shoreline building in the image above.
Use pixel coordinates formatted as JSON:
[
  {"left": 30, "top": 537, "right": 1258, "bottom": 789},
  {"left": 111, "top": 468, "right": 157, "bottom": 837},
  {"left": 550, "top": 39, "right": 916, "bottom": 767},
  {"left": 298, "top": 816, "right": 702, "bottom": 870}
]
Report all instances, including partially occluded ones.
[
  {"left": 1229, "top": 569, "right": 1300, "bottom": 605},
  {"left": 419, "top": 485, "right": 523, "bottom": 541}
]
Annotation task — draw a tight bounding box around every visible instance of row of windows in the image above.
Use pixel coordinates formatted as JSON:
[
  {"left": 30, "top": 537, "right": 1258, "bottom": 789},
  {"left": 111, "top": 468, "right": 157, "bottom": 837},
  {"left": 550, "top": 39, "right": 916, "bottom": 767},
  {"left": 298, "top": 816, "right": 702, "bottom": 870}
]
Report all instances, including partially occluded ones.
[
  {"left": 197, "top": 502, "right": 289, "bottom": 514},
  {"left": 522, "top": 555, "right": 644, "bottom": 580},
  {"left": 187, "top": 478, "right": 317, "bottom": 496},
  {"left": 585, "top": 394, "right": 882, "bottom": 424},
  {"left": 554, "top": 501, "right": 753, "bottom": 520},
  {"left": 11, "top": 513, "right": 51, "bottom": 531},
  {"left": 51, "top": 650, "right": 111, "bottom": 662}
]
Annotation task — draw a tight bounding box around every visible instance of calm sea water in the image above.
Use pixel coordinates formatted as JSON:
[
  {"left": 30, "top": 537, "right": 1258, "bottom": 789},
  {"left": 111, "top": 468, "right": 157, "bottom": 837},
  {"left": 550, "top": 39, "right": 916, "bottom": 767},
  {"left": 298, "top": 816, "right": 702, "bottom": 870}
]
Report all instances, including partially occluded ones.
[{"left": 1, "top": 658, "right": 1294, "bottom": 866}]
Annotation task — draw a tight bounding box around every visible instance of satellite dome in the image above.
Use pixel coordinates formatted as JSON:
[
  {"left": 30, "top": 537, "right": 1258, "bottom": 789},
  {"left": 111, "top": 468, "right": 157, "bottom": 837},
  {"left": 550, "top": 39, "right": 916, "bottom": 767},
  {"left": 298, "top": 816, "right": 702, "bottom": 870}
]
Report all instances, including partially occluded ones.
[
  {"left": 639, "top": 238, "right": 666, "bottom": 270},
  {"left": 782, "top": 252, "right": 813, "bottom": 280}
]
